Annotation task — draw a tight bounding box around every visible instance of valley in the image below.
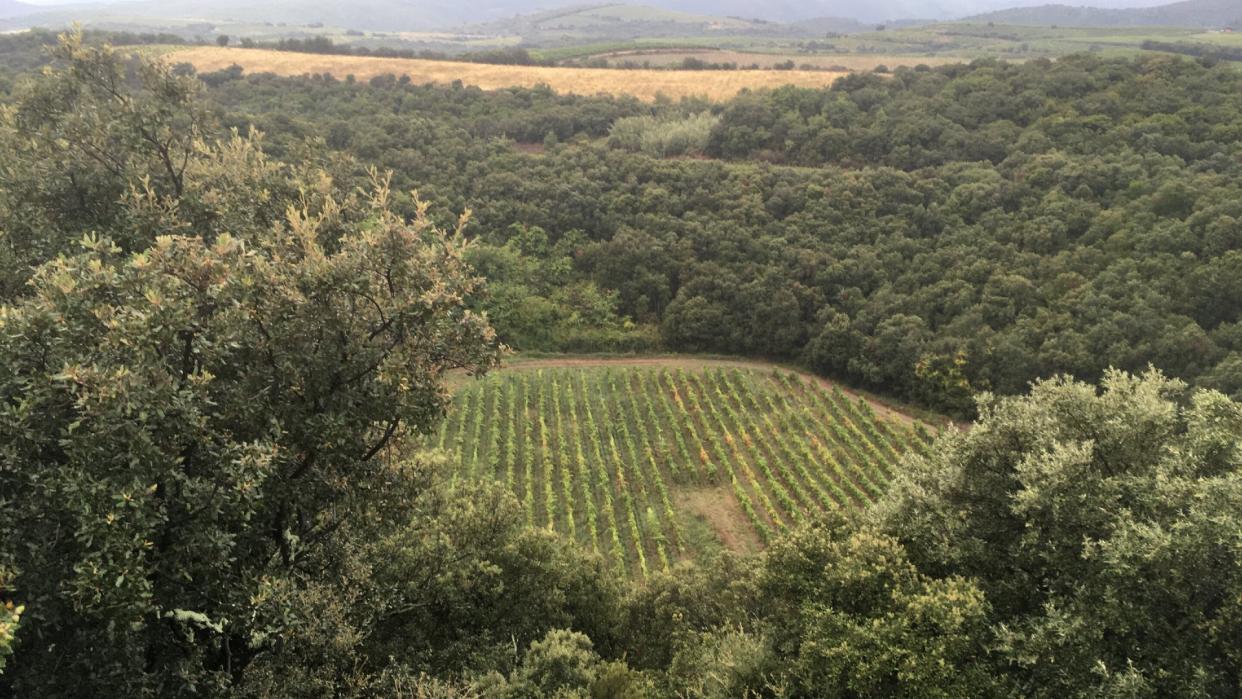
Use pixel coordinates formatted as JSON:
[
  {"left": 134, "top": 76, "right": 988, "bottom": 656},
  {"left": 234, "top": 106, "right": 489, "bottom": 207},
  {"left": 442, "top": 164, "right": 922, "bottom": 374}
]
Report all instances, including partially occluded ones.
[{"left": 1, "top": 1, "right": 1241, "bottom": 693}]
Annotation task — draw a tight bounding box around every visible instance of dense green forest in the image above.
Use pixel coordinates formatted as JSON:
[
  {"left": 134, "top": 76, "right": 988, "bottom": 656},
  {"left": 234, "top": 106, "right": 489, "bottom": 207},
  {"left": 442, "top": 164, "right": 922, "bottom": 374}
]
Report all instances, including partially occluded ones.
[
  {"left": 184, "top": 51, "right": 1242, "bottom": 415},
  {"left": 1, "top": 32, "right": 1242, "bottom": 698}
]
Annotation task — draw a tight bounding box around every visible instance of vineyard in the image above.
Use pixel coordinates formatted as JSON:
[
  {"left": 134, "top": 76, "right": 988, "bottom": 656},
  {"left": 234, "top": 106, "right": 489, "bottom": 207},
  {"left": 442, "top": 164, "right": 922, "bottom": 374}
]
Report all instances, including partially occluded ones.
[{"left": 435, "top": 365, "right": 935, "bottom": 578}]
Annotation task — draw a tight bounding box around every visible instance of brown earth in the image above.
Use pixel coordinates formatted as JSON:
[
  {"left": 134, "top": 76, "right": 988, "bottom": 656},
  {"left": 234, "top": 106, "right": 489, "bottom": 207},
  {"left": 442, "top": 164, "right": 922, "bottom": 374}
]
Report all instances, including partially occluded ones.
[{"left": 676, "top": 486, "right": 761, "bottom": 554}]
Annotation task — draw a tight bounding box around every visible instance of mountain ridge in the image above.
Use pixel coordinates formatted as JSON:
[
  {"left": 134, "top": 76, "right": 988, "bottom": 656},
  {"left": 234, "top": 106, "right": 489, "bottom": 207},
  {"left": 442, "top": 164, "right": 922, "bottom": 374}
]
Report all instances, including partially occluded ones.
[
  {"left": 0, "top": 0, "right": 37, "bottom": 19},
  {"left": 0, "top": 0, "right": 1218, "bottom": 32},
  {"left": 966, "top": 0, "right": 1240, "bottom": 27}
]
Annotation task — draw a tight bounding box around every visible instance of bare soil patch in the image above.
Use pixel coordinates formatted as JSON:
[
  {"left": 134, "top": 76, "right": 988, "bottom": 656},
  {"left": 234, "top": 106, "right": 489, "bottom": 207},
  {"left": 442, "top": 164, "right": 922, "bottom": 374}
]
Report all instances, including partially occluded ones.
[{"left": 676, "top": 486, "right": 761, "bottom": 554}]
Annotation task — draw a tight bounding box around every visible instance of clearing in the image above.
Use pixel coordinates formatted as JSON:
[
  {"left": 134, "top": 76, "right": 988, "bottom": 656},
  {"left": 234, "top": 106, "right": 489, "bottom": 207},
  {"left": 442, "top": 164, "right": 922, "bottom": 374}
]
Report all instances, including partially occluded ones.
[
  {"left": 434, "top": 363, "right": 937, "bottom": 578},
  {"left": 164, "top": 46, "right": 848, "bottom": 101}
]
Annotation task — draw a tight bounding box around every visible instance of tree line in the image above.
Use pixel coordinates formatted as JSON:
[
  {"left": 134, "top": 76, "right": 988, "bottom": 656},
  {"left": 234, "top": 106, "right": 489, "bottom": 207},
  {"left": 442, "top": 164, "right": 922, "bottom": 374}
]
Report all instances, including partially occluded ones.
[{"left": 199, "top": 52, "right": 1242, "bottom": 415}]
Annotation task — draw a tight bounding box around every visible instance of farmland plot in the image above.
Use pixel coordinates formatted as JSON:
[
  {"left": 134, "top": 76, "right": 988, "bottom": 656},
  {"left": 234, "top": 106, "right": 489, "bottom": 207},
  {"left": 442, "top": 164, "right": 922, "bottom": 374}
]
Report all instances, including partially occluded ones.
[{"left": 436, "top": 365, "right": 934, "bottom": 577}]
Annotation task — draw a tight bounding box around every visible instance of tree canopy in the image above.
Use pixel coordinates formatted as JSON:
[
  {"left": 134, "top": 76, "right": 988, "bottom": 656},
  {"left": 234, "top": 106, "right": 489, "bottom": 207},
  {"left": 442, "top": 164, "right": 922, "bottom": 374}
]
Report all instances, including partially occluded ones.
[
  {"left": 0, "top": 33, "right": 515, "bottom": 695},
  {"left": 192, "top": 52, "right": 1242, "bottom": 414}
]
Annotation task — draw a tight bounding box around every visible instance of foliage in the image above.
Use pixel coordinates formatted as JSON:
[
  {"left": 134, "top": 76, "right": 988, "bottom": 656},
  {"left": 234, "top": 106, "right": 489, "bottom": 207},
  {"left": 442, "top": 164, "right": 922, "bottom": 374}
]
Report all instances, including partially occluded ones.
[
  {"left": 438, "top": 366, "right": 929, "bottom": 576},
  {"left": 665, "top": 627, "right": 778, "bottom": 699},
  {"left": 194, "top": 53, "right": 1242, "bottom": 414},
  {"left": 1, "top": 31, "right": 1242, "bottom": 699},
  {"left": 872, "top": 369, "right": 1242, "bottom": 696},
  {"left": 0, "top": 568, "right": 19, "bottom": 675},
  {"left": 608, "top": 111, "right": 719, "bottom": 158},
  {"left": 234, "top": 477, "right": 621, "bottom": 697},
  {"left": 0, "top": 35, "right": 502, "bottom": 695},
  {"left": 466, "top": 225, "right": 656, "bottom": 353},
  {"left": 0, "top": 31, "right": 327, "bottom": 299},
  {"left": 757, "top": 527, "right": 997, "bottom": 697},
  {"left": 480, "top": 629, "right": 648, "bottom": 698},
  {"left": 0, "top": 32, "right": 201, "bottom": 294},
  {"left": 913, "top": 351, "right": 982, "bottom": 416},
  {"left": 0, "top": 29, "right": 186, "bottom": 89}
]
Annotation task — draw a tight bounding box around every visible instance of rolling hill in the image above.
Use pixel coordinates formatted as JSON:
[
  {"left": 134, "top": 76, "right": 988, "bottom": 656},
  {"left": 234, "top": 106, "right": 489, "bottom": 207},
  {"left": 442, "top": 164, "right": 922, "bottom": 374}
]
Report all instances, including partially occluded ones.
[
  {"left": 436, "top": 363, "right": 933, "bottom": 574},
  {"left": 0, "top": 0, "right": 1215, "bottom": 34},
  {"left": 0, "top": 0, "right": 514, "bottom": 33},
  {"left": 76, "top": 0, "right": 475, "bottom": 32},
  {"left": 0, "top": 0, "right": 35, "bottom": 19},
  {"left": 460, "top": 4, "right": 784, "bottom": 40},
  {"left": 967, "top": 0, "right": 1241, "bottom": 27},
  {"left": 644, "top": 0, "right": 1177, "bottom": 22},
  {"left": 457, "top": 4, "right": 933, "bottom": 45}
]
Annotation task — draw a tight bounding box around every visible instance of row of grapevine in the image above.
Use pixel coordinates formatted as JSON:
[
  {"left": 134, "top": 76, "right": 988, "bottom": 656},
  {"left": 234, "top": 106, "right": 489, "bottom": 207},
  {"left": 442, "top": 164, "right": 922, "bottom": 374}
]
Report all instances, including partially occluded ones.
[{"left": 434, "top": 365, "right": 934, "bottom": 577}]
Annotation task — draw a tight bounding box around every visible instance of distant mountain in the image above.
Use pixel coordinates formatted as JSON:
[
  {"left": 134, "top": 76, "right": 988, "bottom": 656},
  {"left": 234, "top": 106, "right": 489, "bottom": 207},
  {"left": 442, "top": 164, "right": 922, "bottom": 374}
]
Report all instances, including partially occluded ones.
[
  {"left": 654, "top": 0, "right": 1172, "bottom": 23},
  {"left": 0, "top": 0, "right": 37, "bottom": 19},
  {"left": 462, "top": 4, "right": 783, "bottom": 39},
  {"left": 0, "top": 0, "right": 1228, "bottom": 33},
  {"left": 105, "top": 0, "right": 485, "bottom": 31},
  {"left": 661, "top": 0, "right": 964, "bottom": 22},
  {"left": 967, "top": 0, "right": 1241, "bottom": 27},
  {"left": 787, "top": 16, "right": 876, "bottom": 34},
  {"left": 2, "top": 0, "right": 541, "bottom": 33}
]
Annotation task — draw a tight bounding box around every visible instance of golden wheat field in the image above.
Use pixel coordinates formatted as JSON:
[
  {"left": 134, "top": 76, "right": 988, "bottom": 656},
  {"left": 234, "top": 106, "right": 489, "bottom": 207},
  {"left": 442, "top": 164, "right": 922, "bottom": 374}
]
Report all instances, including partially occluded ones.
[{"left": 165, "top": 47, "right": 848, "bottom": 101}]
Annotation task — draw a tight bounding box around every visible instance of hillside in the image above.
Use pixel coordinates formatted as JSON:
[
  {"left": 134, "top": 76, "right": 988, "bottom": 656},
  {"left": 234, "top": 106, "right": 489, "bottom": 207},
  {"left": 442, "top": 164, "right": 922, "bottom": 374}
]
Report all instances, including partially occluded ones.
[
  {"left": 1, "top": 0, "right": 1217, "bottom": 35},
  {"left": 787, "top": 15, "right": 878, "bottom": 34},
  {"left": 644, "top": 0, "right": 1176, "bottom": 22},
  {"left": 968, "top": 0, "right": 1241, "bottom": 27},
  {"left": 0, "top": 0, "right": 33, "bottom": 19},
  {"left": 5, "top": 24, "right": 1242, "bottom": 699},
  {"left": 438, "top": 364, "right": 932, "bottom": 574},
  {"left": 661, "top": 0, "right": 1006, "bottom": 22},
  {"left": 0, "top": 0, "right": 506, "bottom": 33},
  {"left": 460, "top": 3, "right": 795, "bottom": 42},
  {"left": 54, "top": 0, "right": 473, "bottom": 32}
]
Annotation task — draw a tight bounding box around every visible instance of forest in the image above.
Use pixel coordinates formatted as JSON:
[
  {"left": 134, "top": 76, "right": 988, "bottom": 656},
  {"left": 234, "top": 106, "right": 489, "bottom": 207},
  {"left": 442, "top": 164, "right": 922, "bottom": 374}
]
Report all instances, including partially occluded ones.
[
  {"left": 194, "top": 51, "right": 1242, "bottom": 415},
  {"left": 0, "top": 30, "right": 1241, "bottom": 698}
]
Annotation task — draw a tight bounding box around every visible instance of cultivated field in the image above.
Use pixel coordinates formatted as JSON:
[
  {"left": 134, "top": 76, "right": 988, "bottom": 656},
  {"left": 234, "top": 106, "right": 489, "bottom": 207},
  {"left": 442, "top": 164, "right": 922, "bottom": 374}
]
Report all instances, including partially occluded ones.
[
  {"left": 435, "top": 365, "right": 935, "bottom": 578},
  {"left": 165, "top": 46, "right": 848, "bottom": 101},
  {"left": 592, "top": 49, "right": 967, "bottom": 71}
]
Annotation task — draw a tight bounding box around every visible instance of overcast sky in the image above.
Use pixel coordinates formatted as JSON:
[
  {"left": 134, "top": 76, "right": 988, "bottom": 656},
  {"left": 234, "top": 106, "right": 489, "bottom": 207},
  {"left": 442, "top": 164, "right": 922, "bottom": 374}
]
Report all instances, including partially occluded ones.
[{"left": 13, "top": 0, "right": 1184, "bottom": 5}]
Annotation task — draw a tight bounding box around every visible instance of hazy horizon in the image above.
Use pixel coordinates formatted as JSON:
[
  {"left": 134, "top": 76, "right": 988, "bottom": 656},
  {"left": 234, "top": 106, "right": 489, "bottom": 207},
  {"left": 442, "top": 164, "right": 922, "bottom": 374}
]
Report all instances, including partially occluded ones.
[
  {"left": 2, "top": 0, "right": 1227, "bottom": 35},
  {"left": 8, "top": 0, "right": 1193, "bottom": 15}
]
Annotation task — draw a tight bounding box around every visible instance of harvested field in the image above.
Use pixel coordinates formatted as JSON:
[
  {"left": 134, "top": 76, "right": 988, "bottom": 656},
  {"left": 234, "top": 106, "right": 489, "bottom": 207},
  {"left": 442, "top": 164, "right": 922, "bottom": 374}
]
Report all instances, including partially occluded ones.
[{"left": 166, "top": 46, "right": 848, "bottom": 101}]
